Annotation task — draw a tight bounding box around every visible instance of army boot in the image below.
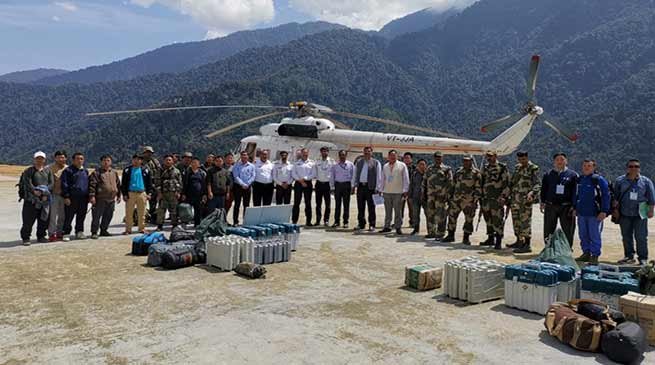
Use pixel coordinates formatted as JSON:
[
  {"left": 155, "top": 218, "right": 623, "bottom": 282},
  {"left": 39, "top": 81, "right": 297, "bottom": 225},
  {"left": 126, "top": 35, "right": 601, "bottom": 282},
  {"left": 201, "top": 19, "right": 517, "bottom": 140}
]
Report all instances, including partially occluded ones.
[
  {"left": 589, "top": 255, "right": 599, "bottom": 265},
  {"left": 513, "top": 236, "right": 532, "bottom": 253},
  {"left": 442, "top": 230, "right": 455, "bottom": 243},
  {"left": 462, "top": 233, "right": 471, "bottom": 245},
  {"left": 507, "top": 237, "right": 522, "bottom": 249},
  {"left": 493, "top": 234, "right": 503, "bottom": 250},
  {"left": 480, "top": 234, "right": 495, "bottom": 246}
]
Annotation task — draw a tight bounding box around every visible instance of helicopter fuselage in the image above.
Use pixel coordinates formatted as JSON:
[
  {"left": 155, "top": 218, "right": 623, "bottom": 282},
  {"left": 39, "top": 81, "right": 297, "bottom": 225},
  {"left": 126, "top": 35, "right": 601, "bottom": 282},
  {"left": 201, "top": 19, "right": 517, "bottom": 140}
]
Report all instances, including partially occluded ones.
[{"left": 237, "top": 114, "right": 536, "bottom": 160}]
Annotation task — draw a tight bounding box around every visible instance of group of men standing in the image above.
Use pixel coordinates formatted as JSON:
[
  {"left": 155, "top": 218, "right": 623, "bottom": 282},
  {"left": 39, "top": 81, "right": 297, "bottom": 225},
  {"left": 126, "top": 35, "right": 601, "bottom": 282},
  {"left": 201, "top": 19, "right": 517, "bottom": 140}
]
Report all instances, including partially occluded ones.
[{"left": 18, "top": 146, "right": 655, "bottom": 266}]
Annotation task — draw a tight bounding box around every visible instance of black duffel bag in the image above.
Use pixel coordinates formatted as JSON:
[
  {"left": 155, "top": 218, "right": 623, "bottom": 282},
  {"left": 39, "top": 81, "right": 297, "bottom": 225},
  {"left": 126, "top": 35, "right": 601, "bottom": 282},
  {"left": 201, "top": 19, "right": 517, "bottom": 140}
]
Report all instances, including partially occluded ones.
[
  {"left": 601, "top": 322, "right": 647, "bottom": 364},
  {"left": 577, "top": 300, "right": 625, "bottom": 324},
  {"left": 169, "top": 226, "right": 195, "bottom": 242},
  {"left": 161, "top": 246, "right": 198, "bottom": 270}
]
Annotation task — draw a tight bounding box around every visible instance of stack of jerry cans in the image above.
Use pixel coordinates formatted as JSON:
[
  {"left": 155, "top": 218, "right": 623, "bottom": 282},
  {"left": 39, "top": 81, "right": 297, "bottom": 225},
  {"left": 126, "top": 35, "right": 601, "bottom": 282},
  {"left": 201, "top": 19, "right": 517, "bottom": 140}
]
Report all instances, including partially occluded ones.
[
  {"left": 443, "top": 256, "right": 506, "bottom": 303},
  {"left": 207, "top": 236, "right": 251, "bottom": 271},
  {"left": 278, "top": 223, "right": 301, "bottom": 251},
  {"left": 581, "top": 264, "right": 640, "bottom": 310},
  {"left": 504, "top": 263, "right": 560, "bottom": 314}
]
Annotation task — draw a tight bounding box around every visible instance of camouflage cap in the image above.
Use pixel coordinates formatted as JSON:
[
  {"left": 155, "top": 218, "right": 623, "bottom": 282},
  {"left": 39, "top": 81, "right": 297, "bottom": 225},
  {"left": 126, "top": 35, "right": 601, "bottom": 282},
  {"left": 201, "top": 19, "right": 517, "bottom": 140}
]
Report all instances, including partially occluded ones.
[
  {"left": 182, "top": 152, "right": 193, "bottom": 158},
  {"left": 462, "top": 154, "right": 473, "bottom": 160},
  {"left": 485, "top": 151, "right": 497, "bottom": 156},
  {"left": 433, "top": 151, "right": 443, "bottom": 157},
  {"left": 143, "top": 146, "right": 154, "bottom": 153}
]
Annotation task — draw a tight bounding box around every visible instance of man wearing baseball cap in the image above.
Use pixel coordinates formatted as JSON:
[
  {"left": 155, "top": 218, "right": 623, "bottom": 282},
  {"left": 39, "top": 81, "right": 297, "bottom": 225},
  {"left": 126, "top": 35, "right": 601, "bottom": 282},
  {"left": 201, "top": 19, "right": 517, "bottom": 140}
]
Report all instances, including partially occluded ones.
[
  {"left": 142, "top": 146, "right": 161, "bottom": 224},
  {"left": 19, "top": 151, "right": 54, "bottom": 245}
]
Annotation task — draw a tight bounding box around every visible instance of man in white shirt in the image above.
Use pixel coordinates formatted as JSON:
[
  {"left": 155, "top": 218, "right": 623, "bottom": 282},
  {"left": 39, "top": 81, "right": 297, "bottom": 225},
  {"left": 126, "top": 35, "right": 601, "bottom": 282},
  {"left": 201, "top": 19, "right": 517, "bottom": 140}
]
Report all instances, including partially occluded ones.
[
  {"left": 291, "top": 148, "right": 315, "bottom": 226},
  {"left": 313, "top": 146, "right": 335, "bottom": 226},
  {"left": 253, "top": 150, "right": 274, "bottom": 206},
  {"left": 380, "top": 150, "right": 410, "bottom": 235},
  {"left": 272, "top": 150, "right": 294, "bottom": 205},
  {"left": 330, "top": 150, "right": 355, "bottom": 228}
]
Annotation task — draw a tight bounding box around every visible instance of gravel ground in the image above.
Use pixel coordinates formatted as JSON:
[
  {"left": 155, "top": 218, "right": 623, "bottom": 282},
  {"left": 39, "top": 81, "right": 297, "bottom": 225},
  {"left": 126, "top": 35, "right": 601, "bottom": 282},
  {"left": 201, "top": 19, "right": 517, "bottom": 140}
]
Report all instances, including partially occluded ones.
[{"left": 0, "top": 179, "right": 653, "bottom": 364}]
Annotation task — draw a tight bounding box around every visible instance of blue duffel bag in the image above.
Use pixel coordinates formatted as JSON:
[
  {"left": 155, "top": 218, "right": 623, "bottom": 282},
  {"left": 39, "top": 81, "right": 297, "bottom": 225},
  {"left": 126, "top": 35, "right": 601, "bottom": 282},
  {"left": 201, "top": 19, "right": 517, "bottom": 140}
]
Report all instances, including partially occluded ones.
[{"left": 131, "top": 232, "right": 167, "bottom": 256}]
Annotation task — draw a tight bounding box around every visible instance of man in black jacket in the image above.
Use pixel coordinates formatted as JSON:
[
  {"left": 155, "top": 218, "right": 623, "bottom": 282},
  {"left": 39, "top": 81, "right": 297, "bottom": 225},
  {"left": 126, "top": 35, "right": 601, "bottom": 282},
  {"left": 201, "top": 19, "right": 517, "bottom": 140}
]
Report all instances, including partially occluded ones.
[
  {"left": 540, "top": 152, "right": 579, "bottom": 246},
  {"left": 121, "top": 154, "right": 153, "bottom": 234}
]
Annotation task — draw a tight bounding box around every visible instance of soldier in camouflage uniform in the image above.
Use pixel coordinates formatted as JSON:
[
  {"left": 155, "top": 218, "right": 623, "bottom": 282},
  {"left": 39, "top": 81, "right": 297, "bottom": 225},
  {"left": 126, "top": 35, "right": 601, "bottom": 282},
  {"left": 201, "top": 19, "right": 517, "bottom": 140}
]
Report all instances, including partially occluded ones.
[
  {"left": 143, "top": 146, "right": 162, "bottom": 224},
  {"left": 156, "top": 155, "right": 182, "bottom": 230},
  {"left": 508, "top": 151, "right": 540, "bottom": 253},
  {"left": 422, "top": 151, "right": 453, "bottom": 240},
  {"left": 443, "top": 155, "right": 482, "bottom": 245},
  {"left": 480, "top": 151, "right": 511, "bottom": 249}
]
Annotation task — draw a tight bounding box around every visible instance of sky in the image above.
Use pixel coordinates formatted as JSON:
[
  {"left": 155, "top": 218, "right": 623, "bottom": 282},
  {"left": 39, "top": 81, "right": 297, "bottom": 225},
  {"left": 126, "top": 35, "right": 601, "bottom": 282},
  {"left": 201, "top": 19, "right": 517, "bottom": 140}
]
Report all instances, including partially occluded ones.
[{"left": 0, "top": 0, "right": 475, "bottom": 75}]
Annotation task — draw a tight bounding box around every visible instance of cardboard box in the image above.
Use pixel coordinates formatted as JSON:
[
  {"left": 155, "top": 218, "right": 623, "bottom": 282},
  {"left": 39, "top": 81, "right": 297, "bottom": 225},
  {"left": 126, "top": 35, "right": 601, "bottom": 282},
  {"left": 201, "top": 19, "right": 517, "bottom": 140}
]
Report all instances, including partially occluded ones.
[
  {"left": 405, "top": 264, "right": 442, "bottom": 291},
  {"left": 620, "top": 291, "right": 655, "bottom": 345}
]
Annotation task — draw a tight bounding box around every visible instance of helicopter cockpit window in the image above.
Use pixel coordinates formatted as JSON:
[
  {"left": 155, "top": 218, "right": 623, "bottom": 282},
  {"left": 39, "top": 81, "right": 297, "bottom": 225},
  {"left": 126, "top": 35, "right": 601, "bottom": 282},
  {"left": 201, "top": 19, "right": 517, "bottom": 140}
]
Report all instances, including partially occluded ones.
[
  {"left": 277, "top": 124, "right": 319, "bottom": 138},
  {"left": 245, "top": 143, "right": 257, "bottom": 160}
]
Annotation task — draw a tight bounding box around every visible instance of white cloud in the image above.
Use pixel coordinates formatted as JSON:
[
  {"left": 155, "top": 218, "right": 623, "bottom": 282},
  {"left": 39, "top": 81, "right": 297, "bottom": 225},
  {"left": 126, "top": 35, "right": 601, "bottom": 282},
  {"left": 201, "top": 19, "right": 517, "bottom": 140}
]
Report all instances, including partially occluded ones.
[
  {"left": 52, "top": 15, "right": 61, "bottom": 22},
  {"left": 130, "top": 0, "right": 275, "bottom": 36},
  {"left": 289, "top": 0, "right": 476, "bottom": 30},
  {"left": 54, "top": 1, "right": 78, "bottom": 12}
]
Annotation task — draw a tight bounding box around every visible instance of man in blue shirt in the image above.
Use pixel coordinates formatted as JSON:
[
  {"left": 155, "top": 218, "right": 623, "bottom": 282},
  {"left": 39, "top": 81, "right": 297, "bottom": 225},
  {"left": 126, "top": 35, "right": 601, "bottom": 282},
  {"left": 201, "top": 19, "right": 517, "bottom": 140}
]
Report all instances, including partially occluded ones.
[
  {"left": 231, "top": 151, "right": 255, "bottom": 226},
  {"left": 121, "top": 154, "right": 153, "bottom": 234},
  {"left": 613, "top": 159, "right": 655, "bottom": 265},
  {"left": 573, "top": 159, "right": 611, "bottom": 264},
  {"left": 540, "top": 152, "right": 578, "bottom": 246}
]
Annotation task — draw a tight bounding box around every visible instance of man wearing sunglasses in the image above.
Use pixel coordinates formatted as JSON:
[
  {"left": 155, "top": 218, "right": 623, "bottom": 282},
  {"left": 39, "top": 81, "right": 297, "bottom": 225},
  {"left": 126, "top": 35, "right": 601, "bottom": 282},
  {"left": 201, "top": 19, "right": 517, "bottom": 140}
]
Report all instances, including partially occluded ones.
[{"left": 613, "top": 159, "right": 655, "bottom": 265}]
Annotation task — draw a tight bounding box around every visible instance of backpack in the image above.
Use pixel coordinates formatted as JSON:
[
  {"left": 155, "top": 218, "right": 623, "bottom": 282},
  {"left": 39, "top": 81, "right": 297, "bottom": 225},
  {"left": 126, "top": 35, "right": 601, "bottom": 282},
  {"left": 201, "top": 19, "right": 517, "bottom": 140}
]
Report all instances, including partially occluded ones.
[
  {"left": 601, "top": 322, "right": 647, "bottom": 364},
  {"left": 177, "top": 203, "right": 194, "bottom": 224},
  {"left": 194, "top": 209, "right": 228, "bottom": 242}
]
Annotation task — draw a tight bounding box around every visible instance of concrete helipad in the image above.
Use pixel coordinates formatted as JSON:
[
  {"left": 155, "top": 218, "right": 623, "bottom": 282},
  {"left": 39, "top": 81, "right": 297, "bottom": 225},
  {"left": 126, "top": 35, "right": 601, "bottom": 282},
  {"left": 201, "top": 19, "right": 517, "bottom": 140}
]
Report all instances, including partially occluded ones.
[{"left": 0, "top": 177, "right": 653, "bottom": 364}]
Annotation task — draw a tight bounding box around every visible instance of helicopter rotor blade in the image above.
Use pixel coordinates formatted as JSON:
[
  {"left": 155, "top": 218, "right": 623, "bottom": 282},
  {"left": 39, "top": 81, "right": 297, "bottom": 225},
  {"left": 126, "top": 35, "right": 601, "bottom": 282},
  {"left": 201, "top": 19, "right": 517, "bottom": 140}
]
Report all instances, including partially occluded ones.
[
  {"left": 86, "top": 105, "right": 289, "bottom": 117},
  {"left": 543, "top": 119, "right": 579, "bottom": 143},
  {"left": 480, "top": 113, "right": 524, "bottom": 133},
  {"left": 205, "top": 111, "right": 290, "bottom": 138},
  {"left": 325, "top": 111, "right": 461, "bottom": 138},
  {"left": 527, "top": 55, "right": 540, "bottom": 101}
]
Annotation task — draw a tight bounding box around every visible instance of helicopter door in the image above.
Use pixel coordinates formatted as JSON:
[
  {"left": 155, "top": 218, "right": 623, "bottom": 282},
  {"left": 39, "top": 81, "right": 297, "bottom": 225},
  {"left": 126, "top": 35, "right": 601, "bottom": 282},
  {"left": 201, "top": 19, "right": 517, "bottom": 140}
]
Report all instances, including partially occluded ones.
[{"left": 245, "top": 142, "right": 257, "bottom": 161}]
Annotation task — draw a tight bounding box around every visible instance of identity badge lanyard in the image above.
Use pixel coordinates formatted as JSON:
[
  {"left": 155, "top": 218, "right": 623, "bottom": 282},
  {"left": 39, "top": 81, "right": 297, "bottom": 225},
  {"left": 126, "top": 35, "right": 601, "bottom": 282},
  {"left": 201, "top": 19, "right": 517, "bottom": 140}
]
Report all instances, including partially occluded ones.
[
  {"left": 556, "top": 172, "right": 566, "bottom": 195},
  {"left": 630, "top": 178, "right": 639, "bottom": 201}
]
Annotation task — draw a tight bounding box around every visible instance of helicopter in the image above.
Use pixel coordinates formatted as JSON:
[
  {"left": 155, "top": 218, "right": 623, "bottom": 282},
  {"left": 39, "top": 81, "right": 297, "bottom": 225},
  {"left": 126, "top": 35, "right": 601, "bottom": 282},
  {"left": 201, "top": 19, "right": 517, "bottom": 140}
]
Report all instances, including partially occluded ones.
[{"left": 86, "top": 55, "right": 578, "bottom": 161}]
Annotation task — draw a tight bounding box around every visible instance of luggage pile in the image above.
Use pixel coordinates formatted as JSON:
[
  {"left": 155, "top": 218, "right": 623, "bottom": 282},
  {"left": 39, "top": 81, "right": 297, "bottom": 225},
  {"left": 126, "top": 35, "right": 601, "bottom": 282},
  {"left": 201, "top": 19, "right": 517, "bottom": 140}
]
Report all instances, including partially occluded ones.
[
  {"left": 545, "top": 299, "right": 648, "bottom": 364},
  {"left": 620, "top": 292, "right": 655, "bottom": 346},
  {"left": 504, "top": 261, "right": 579, "bottom": 314},
  {"left": 131, "top": 232, "right": 167, "bottom": 256},
  {"left": 443, "top": 256, "right": 506, "bottom": 303},
  {"left": 582, "top": 264, "right": 640, "bottom": 310},
  {"left": 405, "top": 264, "right": 443, "bottom": 291},
  {"left": 206, "top": 235, "right": 292, "bottom": 271}
]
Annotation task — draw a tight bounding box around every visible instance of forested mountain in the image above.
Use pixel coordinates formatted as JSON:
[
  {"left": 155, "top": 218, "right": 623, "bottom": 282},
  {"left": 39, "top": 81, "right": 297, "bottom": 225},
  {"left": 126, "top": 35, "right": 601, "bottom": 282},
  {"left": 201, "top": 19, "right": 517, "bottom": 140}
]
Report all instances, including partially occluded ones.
[
  {"left": 0, "top": 68, "right": 68, "bottom": 83},
  {"left": 1, "top": 0, "right": 654, "bottom": 178},
  {"left": 378, "top": 7, "right": 460, "bottom": 39},
  {"left": 35, "top": 21, "right": 344, "bottom": 86}
]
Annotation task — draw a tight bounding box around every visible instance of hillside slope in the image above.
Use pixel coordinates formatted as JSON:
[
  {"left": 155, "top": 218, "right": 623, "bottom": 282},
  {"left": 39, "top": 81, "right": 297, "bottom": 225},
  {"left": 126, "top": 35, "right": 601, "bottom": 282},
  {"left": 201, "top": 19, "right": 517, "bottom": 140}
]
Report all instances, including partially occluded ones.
[{"left": 1, "top": 0, "right": 654, "bottom": 177}]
